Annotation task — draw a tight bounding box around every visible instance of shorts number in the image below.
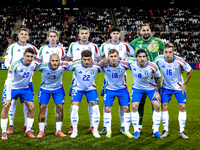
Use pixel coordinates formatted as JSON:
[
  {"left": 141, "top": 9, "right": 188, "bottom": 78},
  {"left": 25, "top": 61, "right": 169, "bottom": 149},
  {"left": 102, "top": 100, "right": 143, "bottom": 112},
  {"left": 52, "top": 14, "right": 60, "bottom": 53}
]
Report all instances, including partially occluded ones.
[
  {"left": 22, "top": 72, "right": 30, "bottom": 78},
  {"left": 83, "top": 75, "right": 90, "bottom": 81},
  {"left": 112, "top": 73, "right": 118, "bottom": 78},
  {"left": 166, "top": 69, "right": 172, "bottom": 75}
]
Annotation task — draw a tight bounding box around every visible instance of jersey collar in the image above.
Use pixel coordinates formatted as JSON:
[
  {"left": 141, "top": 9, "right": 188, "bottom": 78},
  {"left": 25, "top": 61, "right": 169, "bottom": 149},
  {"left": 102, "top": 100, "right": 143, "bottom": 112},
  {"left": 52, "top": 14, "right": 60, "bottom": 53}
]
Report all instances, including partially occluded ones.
[
  {"left": 108, "top": 60, "right": 120, "bottom": 67},
  {"left": 110, "top": 41, "right": 120, "bottom": 45},
  {"left": 137, "top": 60, "right": 148, "bottom": 68},
  {"left": 48, "top": 44, "right": 58, "bottom": 48},
  {"left": 20, "top": 58, "right": 26, "bottom": 66},
  {"left": 81, "top": 60, "right": 93, "bottom": 68},
  {"left": 78, "top": 41, "right": 90, "bottom": 45},
  {"left": 164, "top": 55, "right": 176, "bottom": 63},
  {"left": 48, "top": 62, "right": 59, "bottom": 70},
  {"left": 17, "top": 41, "right": 27, "bottom": 46}
]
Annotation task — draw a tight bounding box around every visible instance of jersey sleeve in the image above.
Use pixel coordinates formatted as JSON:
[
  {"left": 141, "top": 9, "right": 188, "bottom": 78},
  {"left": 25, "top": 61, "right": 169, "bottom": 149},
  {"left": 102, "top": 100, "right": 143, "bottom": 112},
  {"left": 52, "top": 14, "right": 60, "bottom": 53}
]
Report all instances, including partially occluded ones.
[
  {"left": 120, "top": 60, "right": 131, "bottom": 70},
  {"left": 99, "top": 43, "right": 106, "bottom": 57},
  {"left": 68, "top": 60, "right": 81, "bottom": 72},
  {"left": 125, "top": 57, "right": 137, "bottom": 67},
  {"left": 148, "top": 62, "right": 161, "bottom": 78},
  {"left": 93, "top": 61, "right": 103, "bottom": 72},
  {"left": 30, "top": 45, "right": 39, "bottom": 57},
  {"left": 66, "top": 43, "right": 73, "bottom": 58},
  {"left": 123, "top": 42, "right": 135, "bottom": 57},
  {"left": 37, "top": 46, "right": 45, "bottom": 60},
  {"left": 176, "top": 57, "right": 192, "bottom": 73},
  {"left": 59, "top": 46, "right": 66, "bottom": 59},
  {"left": 91, "top": 43, "right": 100, "bottom": 58},
  {"left": 34, "top": 62, "right": 48, "bottom": 72},
  {"left": 4, "top": 44, "right": 15, "bottom": 68},
  {"left": 60, "top": 61, "right": 72, "bottom": 71}
]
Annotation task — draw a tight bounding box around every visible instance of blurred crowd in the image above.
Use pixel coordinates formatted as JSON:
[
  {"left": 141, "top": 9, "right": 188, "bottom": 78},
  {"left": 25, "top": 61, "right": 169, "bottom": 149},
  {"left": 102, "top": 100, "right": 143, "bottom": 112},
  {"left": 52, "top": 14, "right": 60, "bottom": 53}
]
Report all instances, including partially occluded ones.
[{"left": 0, "top": 5, "right": 200, "bottom": 62}]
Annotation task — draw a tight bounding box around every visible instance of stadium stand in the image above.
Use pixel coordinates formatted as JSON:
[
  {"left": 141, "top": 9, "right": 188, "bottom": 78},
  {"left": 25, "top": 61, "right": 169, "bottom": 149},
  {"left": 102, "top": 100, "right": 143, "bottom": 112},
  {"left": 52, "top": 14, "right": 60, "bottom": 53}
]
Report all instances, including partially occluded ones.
[{"left": 0, "top": 5, "right": 199, "bottom": 61}]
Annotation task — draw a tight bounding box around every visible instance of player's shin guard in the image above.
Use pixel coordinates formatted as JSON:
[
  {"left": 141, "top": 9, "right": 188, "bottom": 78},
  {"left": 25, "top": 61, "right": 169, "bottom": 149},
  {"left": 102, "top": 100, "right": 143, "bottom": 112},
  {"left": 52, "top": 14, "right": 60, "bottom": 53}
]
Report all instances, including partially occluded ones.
[
  {"left": 92, "top": 105, "right": 100, "bottom": 132},
  {"left": 131, "top": 111, "right": 139, "bottom": 132},
  {"left": 104, "top": 112, "right": 111, "bottom": 132},
  {"left": 161, "top": 111, "right": 169, "bottom": 132},
  {"left": 178, "top": 111, "right": 186, "bottom": 133},
  {"left": 119, "top": 105, "right": 125, "bottom": 128},
  {"left": 88, "top": 103, "right": 93, "bottom": 127},
  {"left": 71, "top": 105, "right": 79, "bottom": 132},
  {"left": 26, "top": 118, "right": 34, "bottom": 133},
  {"left": 8, "top": 100, "right": 18, "bottom": 126},
  {"left": 1, "top": 118, "right": 8, "bottom": 133},
  {"left": 24, "top": 103, "right": 28, "bottom": 127},
  {"left": 124, "top": 112, "right": 131, "bottom": 131},
  {"left": 152, "top": 111, "right": 161, "bottom": 133}
]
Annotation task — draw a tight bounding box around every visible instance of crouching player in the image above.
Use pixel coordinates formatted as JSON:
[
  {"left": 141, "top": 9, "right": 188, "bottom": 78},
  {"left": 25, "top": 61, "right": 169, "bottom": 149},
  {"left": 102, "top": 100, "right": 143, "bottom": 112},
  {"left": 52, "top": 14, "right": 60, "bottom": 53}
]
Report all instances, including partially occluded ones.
[
  {"left": 69, "top": 50, "right": 102, "bottom": 138},
  {"left": 154, "top": 43, "right": 193, "bottom": 139},
  {"left": 101, "top": 49, "right": 132, "bottom": 138},
  {"left": 126, "top": 49, "right": 163, "bottom": 139},
  {"left": 1, "top": 48, "right": 37, "bottom": 140},
  {"left": 35, "top": 53, "right": 72, "bottom": 138}
]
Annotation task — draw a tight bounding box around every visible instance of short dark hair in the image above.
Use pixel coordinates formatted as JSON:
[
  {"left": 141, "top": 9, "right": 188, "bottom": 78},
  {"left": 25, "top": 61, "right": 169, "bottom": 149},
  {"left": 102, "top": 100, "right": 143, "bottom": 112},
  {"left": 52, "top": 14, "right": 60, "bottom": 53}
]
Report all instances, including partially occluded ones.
[
  {"left": 110, "top": 26, "right": 120, "bottom": 33},
  {"left": 79, "top": 26, "right": 89, "bottom": 33},
  {"left": 136, "top": 49, "right": 148, "bottom": 57},
  {"left": 164, "top": 43, "right": 174, "bottom": 50},
  {"left": 108, "top": 49, "right": 119, "bottom": 56},
  {"left": 24, "top": 48, "right": 35, "bottom": 55},
  {"left": 81, "top": 50, "right": 92, "bottom": 58}
]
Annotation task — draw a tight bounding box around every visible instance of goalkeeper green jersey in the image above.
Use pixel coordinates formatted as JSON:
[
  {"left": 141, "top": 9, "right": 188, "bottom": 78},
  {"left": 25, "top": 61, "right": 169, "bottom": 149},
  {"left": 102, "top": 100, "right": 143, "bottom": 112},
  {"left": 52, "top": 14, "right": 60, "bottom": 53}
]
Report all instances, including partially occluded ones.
[{"left": 130, "top": 36, "right": 164, "bottom": 62}]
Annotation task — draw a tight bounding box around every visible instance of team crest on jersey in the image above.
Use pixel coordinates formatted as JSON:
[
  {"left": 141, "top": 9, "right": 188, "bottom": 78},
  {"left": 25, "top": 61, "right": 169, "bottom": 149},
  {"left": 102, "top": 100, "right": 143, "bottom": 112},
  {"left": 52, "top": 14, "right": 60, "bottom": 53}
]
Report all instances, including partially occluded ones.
[
  {"left": 145, "top": 71, "right": 148, "bottom": 75},
  {"left": 173, "top": 66, "right": 177, "bottom": 70},
  {"left": 119, "top": 69, "right": 122, "bottom": 73},
  {"left": 59, "top": 71, "right": 62, "bottom": 74},
  {"left": 88, "top": 47, "right": 91, "bottom": 51},
  {"left": 30, "top": 67, "right": 34, "bottom": 71},
  {"left": 91, "top": 70, "right": 94, "bottom": 75},
  {"left": 119, "top": 46, "right": 122, "bottom": 51}
]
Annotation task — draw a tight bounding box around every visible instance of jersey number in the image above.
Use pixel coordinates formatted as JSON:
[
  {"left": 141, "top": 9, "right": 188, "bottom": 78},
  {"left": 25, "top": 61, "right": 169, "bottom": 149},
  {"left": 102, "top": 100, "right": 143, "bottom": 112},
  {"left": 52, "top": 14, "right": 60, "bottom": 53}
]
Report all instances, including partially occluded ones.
[
  {"left": 138, "top": 73, "right": 142, "bottom": 78},
  {"left": 83, "top": 75, "right": 90, "bottom": 81},
  {"left": 22, "top": 72, "right": 30, "bottom": 78},
  {"left": 112, "top": 73, "right": 118, "bottom": 78},
  {"left": 166, "top": 69, "right": 172, "bottom": 75}
]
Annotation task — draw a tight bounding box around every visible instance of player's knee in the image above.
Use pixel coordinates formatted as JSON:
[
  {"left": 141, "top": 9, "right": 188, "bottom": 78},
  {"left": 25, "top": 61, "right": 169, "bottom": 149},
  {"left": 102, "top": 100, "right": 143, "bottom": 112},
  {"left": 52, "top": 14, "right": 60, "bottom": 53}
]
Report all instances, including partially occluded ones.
[
  {"left": 123, "top": 106, "right": 130, "bottom": 113},
  {"left": 28, "top": 104, "right": 35, "bottom": 112},
  {"left": 179, "top": 104, "right": 186, "bottom": 112},
  {"left": 161, "top": 103, "right": 168, "bottom": 111},
  {"left": 154, "top": 104, "right": 160, "bottom": 112},
  {"left": 105, "top": 107, "right": 111, "bottom": 113},
  {"left": 132, "top": 104, "right": 138, "bottom": 112}
]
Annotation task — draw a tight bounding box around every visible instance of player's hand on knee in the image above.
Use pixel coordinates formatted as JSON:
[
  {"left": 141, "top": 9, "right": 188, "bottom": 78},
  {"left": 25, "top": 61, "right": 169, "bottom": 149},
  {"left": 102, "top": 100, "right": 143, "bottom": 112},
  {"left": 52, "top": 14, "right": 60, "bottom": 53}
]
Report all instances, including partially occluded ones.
[
  {"left": 152, "top": 92, "right": 161, "bottom": 103},
  {"left": 3, "top": 100, "right": 11, "bottom": 108}
]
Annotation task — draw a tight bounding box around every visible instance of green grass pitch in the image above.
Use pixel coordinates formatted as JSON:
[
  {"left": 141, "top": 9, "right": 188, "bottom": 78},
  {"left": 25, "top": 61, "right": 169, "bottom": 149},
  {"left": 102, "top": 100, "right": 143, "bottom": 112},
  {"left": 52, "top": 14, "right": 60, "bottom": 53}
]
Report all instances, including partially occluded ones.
[{"left": 0, "top": 69, "right": 200, "bottom": 150}]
